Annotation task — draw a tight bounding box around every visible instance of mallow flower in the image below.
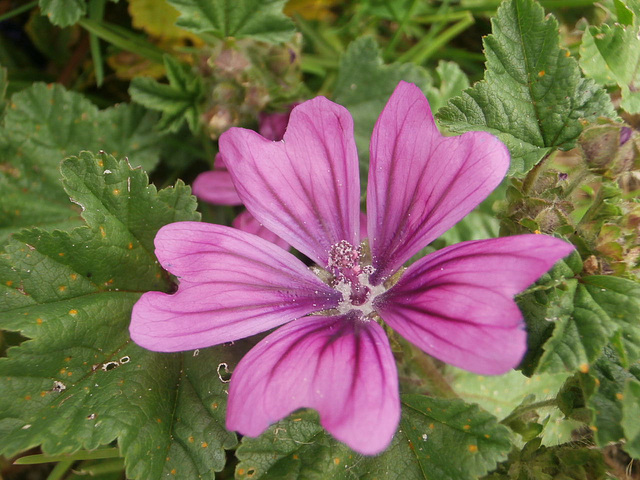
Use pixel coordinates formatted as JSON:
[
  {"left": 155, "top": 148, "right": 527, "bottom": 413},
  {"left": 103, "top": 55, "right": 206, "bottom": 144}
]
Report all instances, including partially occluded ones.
[
  {"left": 192, "top": 108, "right": 294, "bottom": 249},
  {"left": 130, "top": 81, "right": 574, "bottom": 455}
]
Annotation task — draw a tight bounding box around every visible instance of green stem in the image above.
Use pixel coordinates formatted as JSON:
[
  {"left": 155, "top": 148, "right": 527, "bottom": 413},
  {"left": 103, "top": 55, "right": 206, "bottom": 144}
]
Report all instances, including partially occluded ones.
[
  {"left": 410, "top": 345, "right": 459, "bottom": 399},
  {"left": 383, "top": 0, "right": 421, "bottom": 59},
  {"left": 560, "top": 168, "right": 590, "bottom": 199},
  {"left": 78, "top": 18, "right": 164, "bottom": 64},
  {"left": 88, "top": 0, "right": 107, "bottom": 87},
  {"left": 521, "top": 151, "right": 554, "bottom": 195},
  {"left": 293, "top": 13, "right": 340, "bottom": 56},
  {"left": 46, "top": 460, "right": 74, "bottom": 480},
  {"left": 0, "top": 1, "right": 37, "bottom": 22},
  {"left": 15, "top": 448, "right": 121, "bottom": 465},
  {"left": 500, "top": 398, "right": 558, "bottom": 425}
]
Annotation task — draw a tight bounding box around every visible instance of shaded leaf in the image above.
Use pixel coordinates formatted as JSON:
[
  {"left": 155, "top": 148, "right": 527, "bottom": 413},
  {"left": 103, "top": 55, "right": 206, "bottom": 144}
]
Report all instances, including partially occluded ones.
[
  {"left": 0, "top": 83, "right": 163, "bottom": 244},
  {"left": 586, "top": 350, "right": 640, "bottom": 448},
  {"left": 235, "top": 396, "right": 511, "bottom": 480},
  {"left": 622, "top": 379, "right": 640, "bottom": 458},
  {"left": 333, "top": 37, "right": 430, "bottom": 184},
  {"left": 129, "top": 55, "right": 203, "bottom": 133},
  {"left": 437, "top": 0, "right": 615, "bottom": 175},
  {"left": 167, "top": 0, "right": 295, "bottom": 43},
  {"left": 0, "top": 152, "right": 241, "bottom": 480},
  {"left": 580, "top": 24, "right": 640, "bottom": 114}
]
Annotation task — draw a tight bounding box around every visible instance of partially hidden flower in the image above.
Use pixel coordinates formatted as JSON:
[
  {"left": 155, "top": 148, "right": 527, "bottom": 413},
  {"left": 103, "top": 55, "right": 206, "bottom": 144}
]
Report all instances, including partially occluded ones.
[
  {"left": 192, "top": 107, "right": 295, "bottom": 246},
  {"left": 130, "top": 82, "right": 574, "bottom": 455}
]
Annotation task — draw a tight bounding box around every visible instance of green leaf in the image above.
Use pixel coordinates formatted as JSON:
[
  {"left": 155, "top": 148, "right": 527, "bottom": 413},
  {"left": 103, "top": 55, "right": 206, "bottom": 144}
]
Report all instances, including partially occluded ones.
[
  {"left": 333, "top": 37, "right": 430, "bottom": 183},
  {"left": 236, "top": 396, "right": 511, "bottom": 480},
  {"left": 0, "top": 152, "right": 242, "bottom": 480},
  {"left": 622, "top": 379, "right": 640, "bottom": 458},
  {"left": 0, "top": 64, "right": 7, "bottom": 117},
  {"left": 586, "top": 351, "right": 640, "bottom": 448},
  {"left": 580, "top": 24, "right": 640, "bottom": 114},
  {"left": 452, "top": 369, "right": 577, "bottom": 445},
  {"left": 424, "top": 61, "right": 470, "bottom": 115},
  {"left": 486, "top": 438, "right": 608, "bottom": 480},
  {"left": 129, "top": 56, "right": 203, "bottom": 133},
  {"left": 537, "top": 276, "right": 640, "bottom": 373},
  {"left": 166, "top": 0, "right": 295, "bottom": 43},
  {"left": 0, "top": 83, "right": 163, "bottom": 244},
  {"left": 437, "top": 0, "right": 615, "bottom": 175},
  {"left": 39, "top": 0, "right": 86, "bottom": 27},
  {"left": 614, "top": 0, "right": 635, "bottom": 25}
]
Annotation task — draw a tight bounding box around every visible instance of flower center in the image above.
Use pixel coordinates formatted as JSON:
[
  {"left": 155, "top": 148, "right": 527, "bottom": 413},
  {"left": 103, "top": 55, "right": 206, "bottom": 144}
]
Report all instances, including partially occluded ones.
[{"left": 327, "top": 240, "right": 384, "bottom": 317}]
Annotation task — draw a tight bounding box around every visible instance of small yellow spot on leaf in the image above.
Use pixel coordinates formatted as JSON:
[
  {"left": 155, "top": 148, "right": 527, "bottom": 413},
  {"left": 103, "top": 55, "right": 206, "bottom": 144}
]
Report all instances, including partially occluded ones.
[
  {"left": 98, "top": 160, "right": 104, "bottom": 167},
  {"left": 616, "top": 393, "right": 624, "bottom": 400},
  {"left": 70, "top": 274, "right": 77, "bottom": 280},
  {"left": 468, "top": 445, "right": 478, "bottom": 452},
  {"left": 58, "top": 253, "right": 65, "bottom": 256},
  {"left": 128, "top": 242, "right": 134, "bottom": 249},
  {"left": 538, "top": 70, "right": 545, "bottom": 77},
  {"left": 69, "top": 309, "right": 78, "bottom": 316},
  {"left": 188, "top": 436, "right": 194, "bottom": 443},
  {"left": 100, "top": 226, "right": 106, "bottom": 237},
  {"left": 333, "top": 458, "right": 340, "bottom": 465},
  {"left": 463, "top": 424, "right": 471, "bottom": 430},
  {"left": 36, "top": 318, "right": 43, "bottom": 325},
  {"left": 292, "top": 454, "right": 299, "bottom": 460},
  {"left": 201, "top": 442, "right": 208, "bottom": 448},
  {"left": 170, "top": 469, "right": 176, "bottom": 475},
  {"left": 5, "top": 280, "right": 13, "bottom": 287},
  {"left": 237, "top": 469, "right": 245, "bottom": 475},
  {"left": 24, "top": 395, "right": 31, "bottom": 400},
  {"left": 40, "top": 391, "right": 46, "bottom": 397},
  {"left": 113, "top": 189, "right": 120, "bottom": 195},
  {"left": 590, "top": 425, "right": 598, "bottom": 431},
  {"left": 58, "top": 285, "right": 67, "bottom": 292},
  {"left": 212, "top": 402, "right": 219, "bottom": 409},
  {"left": 429, "top": 423, "right": 434, "bottom": 429},
  {"left": 156, "top": 418, "right": 162, "bottom": 423},
  {"left": 485, "top": 434, "right": 490, "bottom": 438},
  {"left": 64, "top": 357, "right": 71, "bottom": 362},
  {"left": 67, "top": 371, "right": 73, "bottom": 376},
  {"left": 579, "top": 363, "right": 589, "bottom": 373}
]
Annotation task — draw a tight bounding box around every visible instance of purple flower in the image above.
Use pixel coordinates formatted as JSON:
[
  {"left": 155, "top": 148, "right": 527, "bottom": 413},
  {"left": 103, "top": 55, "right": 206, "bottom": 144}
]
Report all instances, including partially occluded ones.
[
  {"left": 192, "top": 108, "right": 295, "bottom": 244},
  {"left": 130, "top": 82, "right": 573, "bottom": 455}
]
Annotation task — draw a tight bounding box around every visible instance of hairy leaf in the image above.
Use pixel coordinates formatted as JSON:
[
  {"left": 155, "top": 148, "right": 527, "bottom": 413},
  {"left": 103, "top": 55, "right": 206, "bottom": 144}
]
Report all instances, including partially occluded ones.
[
  {"left": 129, "top": 55, "right": 203, "bottom": 133},
  {"left": 437, "top": 0, "right": 615, "bottom": 175},
  {"left": 235, "top": 396, "right": 511, "bottom": 480},
  {"left": 580, "top": 24, "right": 640, "bottom": 114},
  {"left": 167, "top": 0, "right": 295, "bottom": 43},
  {"left": 0, "top": 153, "right": 241, "bottom": 480},
  {"left": 0, "top": 83, "right": 162, "bottom": 244}
]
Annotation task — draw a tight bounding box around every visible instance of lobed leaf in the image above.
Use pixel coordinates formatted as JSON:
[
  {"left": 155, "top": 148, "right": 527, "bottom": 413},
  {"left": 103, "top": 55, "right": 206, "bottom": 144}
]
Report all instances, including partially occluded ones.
[
  {"left": 235, "top": 396, "right": 511, "bottom": 480},
  {"left": 580, "top": 24, "right": 640, "bottom": 114},
  {"left": 166, "top": 0, "right": 295, "bottom": 43},
  {"left": 0, "top": 83, "right": 162, "bottom": 244},
  {"left": 129, "top": 56, "right": 203, "bottom": 133},
  {"left": 0, "top": 152, "right": 242, "bottom": 480},
  {"left": 437, "top": 0, "right": 615, "bottom": 175}
]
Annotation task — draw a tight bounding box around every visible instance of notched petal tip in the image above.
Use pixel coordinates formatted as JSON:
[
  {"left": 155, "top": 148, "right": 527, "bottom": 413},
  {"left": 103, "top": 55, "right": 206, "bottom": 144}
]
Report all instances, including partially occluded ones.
[{"left": 226, "top": 315, "right": 400, "bottom": 455}]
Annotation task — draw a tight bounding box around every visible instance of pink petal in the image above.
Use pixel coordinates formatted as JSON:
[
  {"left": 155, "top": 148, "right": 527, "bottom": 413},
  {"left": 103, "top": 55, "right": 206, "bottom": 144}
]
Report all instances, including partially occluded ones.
[
  {"left": 219, "top": 97, "right": 361, "bottom": 267},
  {"left": 227, "top": 313, "right": 400, "bottom": 455},
  {"left": 192, "top": 154, "right": 242, "bottom": 206},
  {"left": 258, "top": 106, "right": 296, "bottom": 141},
  {"left": 367, "top": 81, "right": 510, "bottom": 284},
  {"left": 130, "top": 222, "right": 340, "bottom": 352},
  {"left": 232, "top": 210, "right": 289, "bottom": 250},
  {"left": 375, "top": 235, "right": 574, "bottom": 374}
]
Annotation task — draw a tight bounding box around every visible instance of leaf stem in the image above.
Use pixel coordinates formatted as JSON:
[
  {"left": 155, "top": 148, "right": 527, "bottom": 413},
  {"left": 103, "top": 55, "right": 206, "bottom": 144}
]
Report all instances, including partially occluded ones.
[
  {"left": 0, "top": 1, "right": 37, "bottom": 22},
  {"left": 410, "top": 345, "right": 459, "bottom": 399},
  {"left": 15, "top": 448, "right": 121, "bottom": 465},
  {"left": 500, "top": 397, "right": 558, "bottom": 425},
  {"left": 383, "top": 0, "right": 421, "bottom": 59},
  {"left": 88, "top": 0, "right": 107, "bottom": 87},
  {"left": 45, "top": 459, "right": 74, "bottom": 480},
  {"left": 522, "top": 151, "right": 553, "bottom": 194}
]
